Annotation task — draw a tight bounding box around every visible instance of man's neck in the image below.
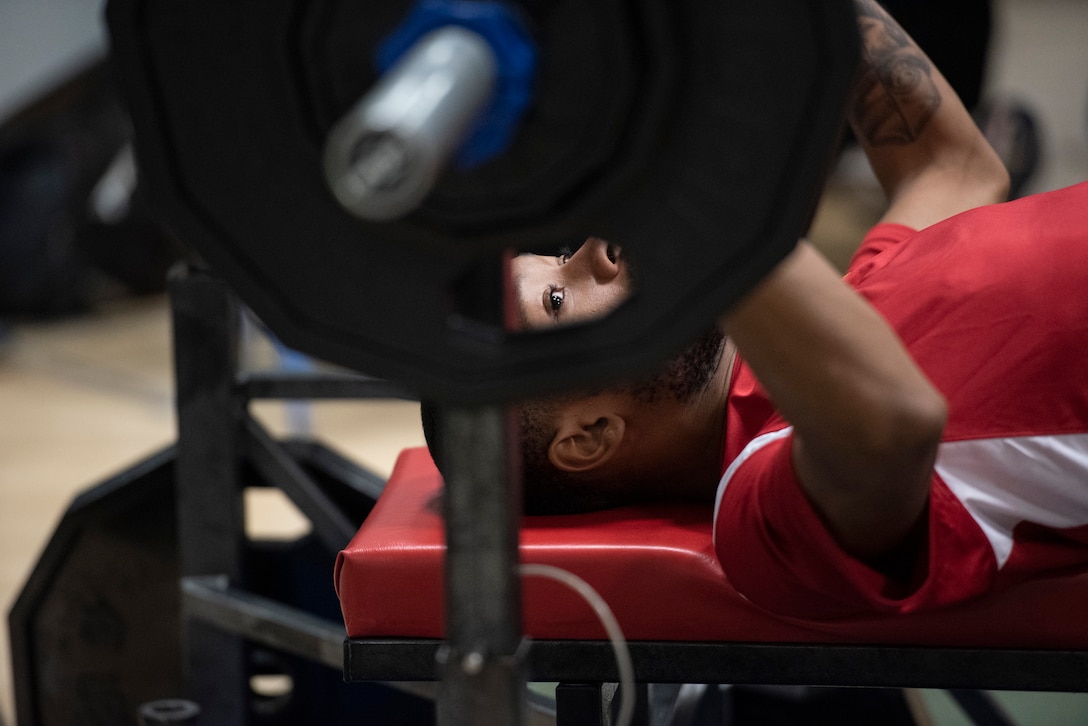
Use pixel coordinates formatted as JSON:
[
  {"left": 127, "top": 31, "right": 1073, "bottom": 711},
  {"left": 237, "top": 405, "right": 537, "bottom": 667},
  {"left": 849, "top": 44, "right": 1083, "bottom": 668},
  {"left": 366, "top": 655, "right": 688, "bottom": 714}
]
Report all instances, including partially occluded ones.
[
  {"left": 701, "top": 338, "right": 738, "bottom": 494},
  {"left": 651, "top": 337, "right": 737, "bottom": 503}
]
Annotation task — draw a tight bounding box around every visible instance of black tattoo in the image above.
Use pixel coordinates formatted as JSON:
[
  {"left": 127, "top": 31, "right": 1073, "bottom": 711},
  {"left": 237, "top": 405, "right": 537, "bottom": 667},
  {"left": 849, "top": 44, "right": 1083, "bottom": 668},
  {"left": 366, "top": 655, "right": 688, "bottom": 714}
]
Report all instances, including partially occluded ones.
[{"left": 849, "top": 0, "right": 941, "bottom": 146}]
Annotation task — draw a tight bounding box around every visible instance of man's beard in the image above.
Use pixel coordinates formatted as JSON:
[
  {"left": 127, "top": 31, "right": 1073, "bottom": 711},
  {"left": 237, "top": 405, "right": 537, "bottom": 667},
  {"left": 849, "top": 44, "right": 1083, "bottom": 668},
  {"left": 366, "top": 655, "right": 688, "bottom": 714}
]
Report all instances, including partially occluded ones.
[{"left": 626, "top": 327, "right": 726, "bottom": 404}]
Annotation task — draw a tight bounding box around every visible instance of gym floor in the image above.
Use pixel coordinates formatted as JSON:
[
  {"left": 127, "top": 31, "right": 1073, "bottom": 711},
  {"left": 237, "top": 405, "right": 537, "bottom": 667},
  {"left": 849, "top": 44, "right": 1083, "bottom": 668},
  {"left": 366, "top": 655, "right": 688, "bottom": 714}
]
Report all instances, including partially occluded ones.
[{"left": 2, "top": 1, "right": 1086, "bottom": 723}]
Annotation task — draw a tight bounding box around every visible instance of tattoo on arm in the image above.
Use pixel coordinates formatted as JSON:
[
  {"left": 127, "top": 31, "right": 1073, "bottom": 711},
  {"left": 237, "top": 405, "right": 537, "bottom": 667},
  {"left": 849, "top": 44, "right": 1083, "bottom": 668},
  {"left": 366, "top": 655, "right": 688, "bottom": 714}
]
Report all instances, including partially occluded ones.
[{"left": 848, "top": 0, "right": 941, "bottom": 146}]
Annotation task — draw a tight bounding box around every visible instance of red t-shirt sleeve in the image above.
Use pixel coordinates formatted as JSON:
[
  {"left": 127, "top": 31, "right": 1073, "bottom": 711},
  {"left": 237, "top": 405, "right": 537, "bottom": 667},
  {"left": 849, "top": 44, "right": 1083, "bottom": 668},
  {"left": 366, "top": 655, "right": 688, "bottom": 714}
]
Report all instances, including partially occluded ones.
[{"left": 713, "top": 429, "right": 998, "bottom": 619}]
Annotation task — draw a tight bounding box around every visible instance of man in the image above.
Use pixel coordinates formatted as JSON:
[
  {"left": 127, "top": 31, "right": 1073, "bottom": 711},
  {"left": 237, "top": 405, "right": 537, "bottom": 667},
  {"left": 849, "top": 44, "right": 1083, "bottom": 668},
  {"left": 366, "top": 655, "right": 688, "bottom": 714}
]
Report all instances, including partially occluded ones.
[{"left": 425, "top": 0, "right": 1088, "bottom": 618}]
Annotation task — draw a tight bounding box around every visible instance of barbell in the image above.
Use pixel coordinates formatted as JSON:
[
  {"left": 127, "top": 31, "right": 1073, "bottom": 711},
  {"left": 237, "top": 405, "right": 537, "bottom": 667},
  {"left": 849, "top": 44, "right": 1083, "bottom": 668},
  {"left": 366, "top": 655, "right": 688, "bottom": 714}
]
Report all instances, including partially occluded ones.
[{"left": 106, "top": 0, "right": 857, "bottom": 404}]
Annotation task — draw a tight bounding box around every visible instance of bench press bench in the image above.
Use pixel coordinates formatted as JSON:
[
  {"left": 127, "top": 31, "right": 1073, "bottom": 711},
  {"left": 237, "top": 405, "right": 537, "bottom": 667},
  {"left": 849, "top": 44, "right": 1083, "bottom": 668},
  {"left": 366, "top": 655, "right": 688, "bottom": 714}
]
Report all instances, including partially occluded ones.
[{"left": 337, "top": 447, "right": 1088, "bottom": 722}]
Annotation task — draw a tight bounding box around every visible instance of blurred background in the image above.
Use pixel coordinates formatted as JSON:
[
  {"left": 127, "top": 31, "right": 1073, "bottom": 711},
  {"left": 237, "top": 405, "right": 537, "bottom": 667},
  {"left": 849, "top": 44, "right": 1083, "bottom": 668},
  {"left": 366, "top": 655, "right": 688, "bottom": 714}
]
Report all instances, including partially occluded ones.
[{"left": 1, "top": 0, "right": 1086, "bottom": 723}]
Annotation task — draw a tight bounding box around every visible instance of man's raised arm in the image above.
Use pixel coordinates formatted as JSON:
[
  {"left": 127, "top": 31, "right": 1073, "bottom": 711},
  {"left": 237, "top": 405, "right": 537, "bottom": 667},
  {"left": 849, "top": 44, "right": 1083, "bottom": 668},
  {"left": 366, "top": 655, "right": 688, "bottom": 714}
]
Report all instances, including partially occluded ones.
[
  {"left": 849, "top": 0, "right": 1009, "bottom": 229},
  {"left": 716, "top": 1, "right": 1009, "bottom": 559}
]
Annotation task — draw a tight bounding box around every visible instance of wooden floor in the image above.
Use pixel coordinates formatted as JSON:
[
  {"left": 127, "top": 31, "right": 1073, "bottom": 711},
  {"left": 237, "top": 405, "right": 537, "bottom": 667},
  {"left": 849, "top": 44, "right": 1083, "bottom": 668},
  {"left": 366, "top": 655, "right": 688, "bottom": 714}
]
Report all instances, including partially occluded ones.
[{"left": 2, "top": 1, "right": 1086, "bottom": 723}]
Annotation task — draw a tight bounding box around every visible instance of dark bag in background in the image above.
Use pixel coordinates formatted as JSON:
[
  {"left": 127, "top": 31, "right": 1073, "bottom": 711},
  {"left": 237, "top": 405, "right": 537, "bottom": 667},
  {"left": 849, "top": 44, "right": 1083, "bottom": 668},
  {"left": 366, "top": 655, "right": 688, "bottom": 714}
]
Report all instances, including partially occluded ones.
[{"left": 0, "top": 60, "right": 182, "bottom": 318}]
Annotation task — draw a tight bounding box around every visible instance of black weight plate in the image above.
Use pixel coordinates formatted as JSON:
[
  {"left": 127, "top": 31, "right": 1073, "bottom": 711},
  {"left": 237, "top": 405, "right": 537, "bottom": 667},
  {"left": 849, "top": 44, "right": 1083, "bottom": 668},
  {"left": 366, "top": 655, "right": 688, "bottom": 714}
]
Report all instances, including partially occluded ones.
[
  {"left": 106, "top": 0, "right": 857, "bottom": 404},
  {"left": 9, "top": 450, "right": 181, "bottom": 726},
  {"left": 9, "top": 443, "right": 419, "bottom": 725}
]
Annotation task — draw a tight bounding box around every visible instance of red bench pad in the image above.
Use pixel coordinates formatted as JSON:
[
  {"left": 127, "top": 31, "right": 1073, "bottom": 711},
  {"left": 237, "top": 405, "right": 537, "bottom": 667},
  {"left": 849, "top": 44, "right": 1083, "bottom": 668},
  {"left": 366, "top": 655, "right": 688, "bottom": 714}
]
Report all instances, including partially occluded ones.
[{"left": 336, "top": 448, "right": 1088, "bottom": 648}]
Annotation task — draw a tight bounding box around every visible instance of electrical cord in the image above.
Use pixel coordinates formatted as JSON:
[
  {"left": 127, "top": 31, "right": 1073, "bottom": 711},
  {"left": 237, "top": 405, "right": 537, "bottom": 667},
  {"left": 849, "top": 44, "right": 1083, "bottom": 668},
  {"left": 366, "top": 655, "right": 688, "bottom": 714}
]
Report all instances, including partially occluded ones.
[{"left": 519, "top": 563, "right": 635, "bottom": 726}]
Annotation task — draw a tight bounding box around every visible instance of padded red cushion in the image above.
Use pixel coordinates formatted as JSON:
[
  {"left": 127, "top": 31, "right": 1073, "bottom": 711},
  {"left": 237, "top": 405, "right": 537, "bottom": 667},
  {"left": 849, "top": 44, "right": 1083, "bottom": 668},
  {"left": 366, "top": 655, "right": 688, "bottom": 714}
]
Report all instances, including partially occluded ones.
[{"left": 336, "top": 447, "right": 1088, "bottom": 648}]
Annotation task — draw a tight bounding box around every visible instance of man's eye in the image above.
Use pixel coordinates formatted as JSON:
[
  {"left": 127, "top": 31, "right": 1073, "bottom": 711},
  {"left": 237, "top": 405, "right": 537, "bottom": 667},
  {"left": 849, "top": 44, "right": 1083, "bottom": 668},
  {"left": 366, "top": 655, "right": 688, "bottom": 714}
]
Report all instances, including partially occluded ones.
[{"left": 549, "top": 286, "right": 564, "bottom": 315}]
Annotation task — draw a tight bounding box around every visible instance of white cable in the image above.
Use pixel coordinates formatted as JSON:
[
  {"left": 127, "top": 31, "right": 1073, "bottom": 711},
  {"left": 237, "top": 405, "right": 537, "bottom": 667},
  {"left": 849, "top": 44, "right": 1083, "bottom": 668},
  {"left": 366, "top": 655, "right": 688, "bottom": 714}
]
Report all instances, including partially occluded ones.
[{"left": 519, "top": 563, "right": 635, "bottom": 726}]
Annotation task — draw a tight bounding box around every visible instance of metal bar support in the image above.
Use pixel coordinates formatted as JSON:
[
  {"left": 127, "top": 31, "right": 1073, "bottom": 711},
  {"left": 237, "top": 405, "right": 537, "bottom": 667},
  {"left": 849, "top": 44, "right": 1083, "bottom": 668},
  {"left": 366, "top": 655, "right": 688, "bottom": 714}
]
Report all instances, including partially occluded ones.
[
  {"left": 437, "top": 404, "right": 528, "bottom": 725},
  {"left": 181, "top": 575, "right": 345, "bottom": 670},
  {"left": 239, "top": 371, "right": 415, "bottom": 401},
  {"left": 242, "top": 414, "right": 359, "bottom": 551},
  {"left": 169, "top": 265, "right": 248, "bottom": 722},
  {"left": 183, "top": 575, "right": 442, "bottom": 705}
]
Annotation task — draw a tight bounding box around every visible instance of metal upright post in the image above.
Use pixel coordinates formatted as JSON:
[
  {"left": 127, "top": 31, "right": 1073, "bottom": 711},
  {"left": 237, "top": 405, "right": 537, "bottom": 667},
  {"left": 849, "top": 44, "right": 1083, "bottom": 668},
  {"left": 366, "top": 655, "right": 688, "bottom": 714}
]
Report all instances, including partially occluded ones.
[
  {"left": 437, "top": 404, "right": 528, "bottom": 726},
  {"left": 169, "top": 265, "right": 248, "bottom": 723}
]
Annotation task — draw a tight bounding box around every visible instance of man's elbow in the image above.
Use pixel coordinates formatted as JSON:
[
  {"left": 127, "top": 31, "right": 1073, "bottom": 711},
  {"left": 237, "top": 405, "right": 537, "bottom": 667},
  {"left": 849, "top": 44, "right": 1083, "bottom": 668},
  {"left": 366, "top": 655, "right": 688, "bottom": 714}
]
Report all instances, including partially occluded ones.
[
  {"left": 870, "top": 387, "right": 948, "bottom": 479},
  {"left": 795, "top": 388, "right": 947, "bottom": 557},
  {"left": 968, "top": 138, "right": 1012, "bottom": 206},
  {"left": 838, "top": 389, "right": 947, "bottom": 555},
  {"left": 901, "top": 389, "right": 946, "bottom": 456}
]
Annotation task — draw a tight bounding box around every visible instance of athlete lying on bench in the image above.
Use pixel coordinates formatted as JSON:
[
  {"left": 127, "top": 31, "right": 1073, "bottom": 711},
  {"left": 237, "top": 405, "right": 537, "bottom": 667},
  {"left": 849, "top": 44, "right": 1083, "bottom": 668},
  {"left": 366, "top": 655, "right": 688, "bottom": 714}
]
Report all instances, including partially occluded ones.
[{"left": 423, "top": 0, "right": 1088, "bottom": 619}]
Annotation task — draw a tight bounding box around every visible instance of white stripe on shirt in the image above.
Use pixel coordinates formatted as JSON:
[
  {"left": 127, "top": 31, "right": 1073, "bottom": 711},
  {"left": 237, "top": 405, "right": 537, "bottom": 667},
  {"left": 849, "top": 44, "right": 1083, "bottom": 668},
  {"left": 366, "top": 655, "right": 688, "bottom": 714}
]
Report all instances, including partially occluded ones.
[
  {"left": 714, "top": 428, "right": 1088, "bottom": 570},
  {"left": 712, "top": 426, "right": 793, "bottom": 550},
  {"left": 935, "top": 432, "right": 1088, "bottom": 568}
]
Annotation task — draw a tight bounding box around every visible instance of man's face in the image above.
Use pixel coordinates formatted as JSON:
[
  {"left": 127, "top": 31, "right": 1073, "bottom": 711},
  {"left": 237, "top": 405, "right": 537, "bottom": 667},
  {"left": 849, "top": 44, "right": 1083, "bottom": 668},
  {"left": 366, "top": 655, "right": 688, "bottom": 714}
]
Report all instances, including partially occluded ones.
[
  {"left": 510, "top": 236, "right": 725, "bottom": 403},
  {"left": 510, "top": 237, "right": 632, "bottom": 329}
]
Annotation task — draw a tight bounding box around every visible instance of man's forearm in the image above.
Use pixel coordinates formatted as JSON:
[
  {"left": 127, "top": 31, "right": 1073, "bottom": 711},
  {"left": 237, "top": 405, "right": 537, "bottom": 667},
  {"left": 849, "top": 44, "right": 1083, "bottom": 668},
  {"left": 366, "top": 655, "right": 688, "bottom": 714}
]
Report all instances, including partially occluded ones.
[{"left": 847, "top": 0, "right": 1008, "bottom": 227}]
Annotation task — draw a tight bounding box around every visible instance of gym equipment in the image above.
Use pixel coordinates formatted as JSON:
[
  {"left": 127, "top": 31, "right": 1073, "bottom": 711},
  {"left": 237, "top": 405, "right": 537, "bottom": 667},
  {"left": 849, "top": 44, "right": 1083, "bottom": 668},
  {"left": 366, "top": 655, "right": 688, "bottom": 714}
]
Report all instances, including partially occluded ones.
[
  {"left": 45, "top": 0, "right": 1088, "bottom": 722},
  {"left": 339, "top": 452, "right": 1088, "bottom": 652},
  {"left": 105, "top": 0, "right": 857, "bottom": 404},
  {"left": 10, "top": 449, "right": 181, "bottom": 726},
  {"left": 98, "top": 0, "right": 860, "bottom": 723},
  {"left": 137, "top": 700, "right": 201, "bottom": 726},
  {"left": 322, "top": 0, "right": 540, "bottom": 223},
  {"left": 323, "top": 25, "right": 501, "bottom": 221},
  {"left": 8, "top": 271, "right": 434, "bottom": 725},
  {"left": 339, "top": 448, "right": 1087, "bottom": 723}
]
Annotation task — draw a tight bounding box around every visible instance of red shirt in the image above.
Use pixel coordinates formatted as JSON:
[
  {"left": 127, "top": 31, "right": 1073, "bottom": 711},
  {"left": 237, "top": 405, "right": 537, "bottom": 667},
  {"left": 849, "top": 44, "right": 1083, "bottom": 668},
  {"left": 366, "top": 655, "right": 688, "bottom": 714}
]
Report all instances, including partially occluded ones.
[{"left": 714, "top": 182, "right": 1088, "bottom": 618}]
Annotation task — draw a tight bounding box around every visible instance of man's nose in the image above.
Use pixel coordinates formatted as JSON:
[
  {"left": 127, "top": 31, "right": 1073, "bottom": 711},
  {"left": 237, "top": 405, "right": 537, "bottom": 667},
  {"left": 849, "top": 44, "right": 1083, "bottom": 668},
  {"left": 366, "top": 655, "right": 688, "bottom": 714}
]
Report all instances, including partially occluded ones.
[{"left": 572, "top": 237, "right": 621, "bottom": 283}]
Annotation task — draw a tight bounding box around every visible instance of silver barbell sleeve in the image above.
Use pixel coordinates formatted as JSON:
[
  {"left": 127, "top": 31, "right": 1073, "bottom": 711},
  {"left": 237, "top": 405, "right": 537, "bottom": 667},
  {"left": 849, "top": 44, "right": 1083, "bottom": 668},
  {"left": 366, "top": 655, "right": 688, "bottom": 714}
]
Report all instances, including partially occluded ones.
[{"left": 323, "top": 26, "right": 498, "bottom": 221}]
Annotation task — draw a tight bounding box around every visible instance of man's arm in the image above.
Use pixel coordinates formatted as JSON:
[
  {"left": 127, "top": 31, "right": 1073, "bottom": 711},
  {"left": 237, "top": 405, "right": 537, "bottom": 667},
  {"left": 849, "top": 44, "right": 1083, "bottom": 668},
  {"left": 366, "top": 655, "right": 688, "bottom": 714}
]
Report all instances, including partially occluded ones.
[
  {"left": 849, "top": 0, "right": 1009, "bottom": 229},
  {"left": 719, "top": 1, "right": 1009, "bottom": 559},
  {"left": 721, "top": 242, "right": 946, "bottom": 559}
]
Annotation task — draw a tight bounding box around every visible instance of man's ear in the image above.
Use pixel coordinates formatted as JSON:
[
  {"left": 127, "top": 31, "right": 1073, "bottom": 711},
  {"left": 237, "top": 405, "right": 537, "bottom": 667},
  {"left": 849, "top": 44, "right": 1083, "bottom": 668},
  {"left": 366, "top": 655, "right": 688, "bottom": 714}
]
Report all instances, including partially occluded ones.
[{"left": 548, "top": 410, "right": 626, "bottom": 474}]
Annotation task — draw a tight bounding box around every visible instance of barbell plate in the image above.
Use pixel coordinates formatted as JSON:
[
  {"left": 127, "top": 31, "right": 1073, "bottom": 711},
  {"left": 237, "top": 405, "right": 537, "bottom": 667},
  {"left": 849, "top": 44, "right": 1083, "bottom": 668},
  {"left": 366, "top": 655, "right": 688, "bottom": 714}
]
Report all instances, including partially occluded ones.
[{"left": 106, "top": 0, "right": 858, "bottom": 404}]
